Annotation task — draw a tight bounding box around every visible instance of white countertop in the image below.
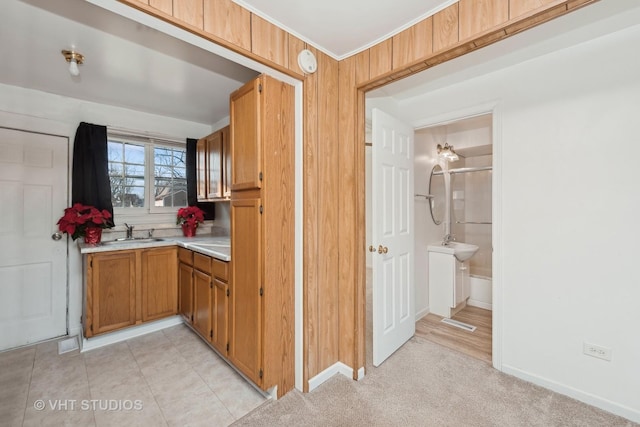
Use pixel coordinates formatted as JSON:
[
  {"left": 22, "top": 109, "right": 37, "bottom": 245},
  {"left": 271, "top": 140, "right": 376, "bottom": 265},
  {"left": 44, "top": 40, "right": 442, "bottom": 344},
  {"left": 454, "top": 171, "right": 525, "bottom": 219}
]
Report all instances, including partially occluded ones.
[{"left": 79, "top": 236, "right": 231, "bottom": 261}]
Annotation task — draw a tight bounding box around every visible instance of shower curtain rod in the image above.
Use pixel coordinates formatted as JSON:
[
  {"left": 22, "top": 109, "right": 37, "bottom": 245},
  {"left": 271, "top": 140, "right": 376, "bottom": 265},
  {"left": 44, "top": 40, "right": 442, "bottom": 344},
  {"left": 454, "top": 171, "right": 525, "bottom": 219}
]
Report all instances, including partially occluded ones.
[{"left": 433, "top": 166, "right": 492, "bottom": 175}]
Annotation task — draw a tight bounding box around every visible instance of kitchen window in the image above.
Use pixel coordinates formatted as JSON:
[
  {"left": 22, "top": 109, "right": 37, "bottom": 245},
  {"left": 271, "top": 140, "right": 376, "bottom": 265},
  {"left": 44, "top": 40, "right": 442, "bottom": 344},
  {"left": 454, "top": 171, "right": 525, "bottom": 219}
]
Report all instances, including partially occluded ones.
[{"left": 107, "top": 133, "right": 187, "bottom": 217}]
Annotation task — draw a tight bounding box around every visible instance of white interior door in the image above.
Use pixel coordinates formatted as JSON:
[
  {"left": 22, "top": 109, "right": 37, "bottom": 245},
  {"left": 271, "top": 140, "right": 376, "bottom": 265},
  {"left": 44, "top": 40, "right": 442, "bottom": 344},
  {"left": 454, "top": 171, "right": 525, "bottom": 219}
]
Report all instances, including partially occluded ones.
[
  {"left": 372, "top": 108, "right": 415, "bottom": 366},
  {"left": 0, "top": 127, "right": 68, "bottom": 351}
]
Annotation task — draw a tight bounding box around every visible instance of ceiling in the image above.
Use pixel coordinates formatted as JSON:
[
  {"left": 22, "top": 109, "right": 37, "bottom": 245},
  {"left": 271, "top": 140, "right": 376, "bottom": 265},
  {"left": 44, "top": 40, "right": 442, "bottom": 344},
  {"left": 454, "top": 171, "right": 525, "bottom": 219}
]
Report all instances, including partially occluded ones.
[
  {"left": 1, "top": 0, "right": 636, "bottom": 129},
  {"left": 0, "top": 0, "right": 258, "bottom": 125},
  {"left": 233, "top": 0, "right": 456, "bottom": 59}
]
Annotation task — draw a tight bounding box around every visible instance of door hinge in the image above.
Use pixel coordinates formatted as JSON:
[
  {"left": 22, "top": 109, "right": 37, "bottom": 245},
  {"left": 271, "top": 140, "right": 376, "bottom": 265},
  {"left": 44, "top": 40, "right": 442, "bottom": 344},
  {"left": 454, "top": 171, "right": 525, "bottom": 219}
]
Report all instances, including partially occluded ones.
[
  {"left": 90, "top": 324, "right": 93, "bottom": 332},
  {"left": 226, "top": 289, "right": 230, "bottom": 297},
  {"left": 258, "top": 83, "right": 263, "bottom": 93},
  {"left": 259, "top": 287, "right": 263, "bottom": 296},
  {"left": 191, "top": 314, "right": 194, "bottom": 322},
  {"left": 259, "top": 171, "right": 263, "bottom": 181},
  {"left": 90, "top": 259, "right": 93, "bottom": 268},
  {"left": 259, "top": 205, "right": 263, "bottom": 214},
  {"left": 210, "top": 330, "right": 213, "bottom": 339},
  {"left": 259, "top": 369, "right": 263, "bottom": 379},
  {"left": 226, "top": 342, "right": 229, "bottom": 352},
  {"left": 210, "top": 282, "right": 213, "bottom": 289}
]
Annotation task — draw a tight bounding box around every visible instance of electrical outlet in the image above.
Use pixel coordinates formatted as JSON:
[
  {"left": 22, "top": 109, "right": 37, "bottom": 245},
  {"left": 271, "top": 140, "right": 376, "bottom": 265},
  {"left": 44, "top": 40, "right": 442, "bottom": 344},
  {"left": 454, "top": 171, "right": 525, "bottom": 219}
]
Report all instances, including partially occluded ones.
[{"left": 583, "top": 342, "right": 612, "bottom": 361}]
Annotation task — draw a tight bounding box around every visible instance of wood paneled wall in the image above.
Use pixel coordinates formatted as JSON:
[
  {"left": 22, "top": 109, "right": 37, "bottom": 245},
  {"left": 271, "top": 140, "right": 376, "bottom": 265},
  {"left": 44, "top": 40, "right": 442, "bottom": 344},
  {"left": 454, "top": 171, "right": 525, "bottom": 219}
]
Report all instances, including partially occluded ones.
[{"left": 119, "top": 0, "right": 599, "bottom": 391}]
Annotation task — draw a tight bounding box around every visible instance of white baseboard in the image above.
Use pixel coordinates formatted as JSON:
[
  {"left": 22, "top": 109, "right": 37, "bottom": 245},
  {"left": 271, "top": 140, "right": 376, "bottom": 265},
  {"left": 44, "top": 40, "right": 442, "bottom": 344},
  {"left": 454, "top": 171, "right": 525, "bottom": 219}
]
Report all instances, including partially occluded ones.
[
  {"left": 502, "top": 364, "right": 640, "bottom": 424},
  {"left": 80, "top": 316, "right": 183, "bottom": 352},
  {"left": 415, "top": 306, "right": 429, "bottom": 321},
  {"left": 356, "top": 366, "right": 365, "bottom": 380},
  {"left": 308, "top": 362, "right": 354, "bottom": 392},
  {"left": 467, "top": 299, "right": 492, "bottom": 310}
]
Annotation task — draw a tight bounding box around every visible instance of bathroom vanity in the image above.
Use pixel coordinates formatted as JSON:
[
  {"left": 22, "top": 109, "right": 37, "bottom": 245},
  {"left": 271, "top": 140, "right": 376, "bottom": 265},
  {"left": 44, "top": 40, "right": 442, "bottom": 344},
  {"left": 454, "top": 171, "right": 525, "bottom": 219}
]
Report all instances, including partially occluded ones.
[{"left": 428, "top": 242, "right": 477, "bottom": 318}]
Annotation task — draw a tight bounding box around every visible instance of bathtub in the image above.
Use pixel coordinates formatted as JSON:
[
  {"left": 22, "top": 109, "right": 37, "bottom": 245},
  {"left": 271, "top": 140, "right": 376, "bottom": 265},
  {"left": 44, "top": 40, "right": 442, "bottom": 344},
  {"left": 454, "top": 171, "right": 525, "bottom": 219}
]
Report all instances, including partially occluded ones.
[{"left": 467, "top": 274, "right": 492, "bottom": 310}]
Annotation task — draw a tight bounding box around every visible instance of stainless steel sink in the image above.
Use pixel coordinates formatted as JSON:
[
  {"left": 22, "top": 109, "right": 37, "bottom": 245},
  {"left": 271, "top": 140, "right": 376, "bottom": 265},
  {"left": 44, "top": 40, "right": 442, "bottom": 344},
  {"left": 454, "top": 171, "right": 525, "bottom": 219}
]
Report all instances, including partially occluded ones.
[{"left": 101, "top": 238, "right": 165, "bottom": 246}]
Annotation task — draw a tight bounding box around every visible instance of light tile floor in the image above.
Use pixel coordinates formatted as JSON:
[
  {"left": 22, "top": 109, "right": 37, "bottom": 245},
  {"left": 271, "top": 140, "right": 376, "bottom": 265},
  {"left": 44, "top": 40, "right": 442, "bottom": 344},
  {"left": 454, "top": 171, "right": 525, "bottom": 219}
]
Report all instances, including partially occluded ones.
[{"left": 0, "top": 324, "right": 267, "bottom": 426}]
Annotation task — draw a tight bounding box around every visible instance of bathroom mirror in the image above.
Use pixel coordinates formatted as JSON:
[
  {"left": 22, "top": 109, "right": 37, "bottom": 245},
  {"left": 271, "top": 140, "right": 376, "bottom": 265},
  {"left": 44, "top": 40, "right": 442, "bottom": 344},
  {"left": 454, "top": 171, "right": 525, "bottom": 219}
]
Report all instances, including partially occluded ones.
[{"left": 429, "top": 165, "right": 445, "bottom": 225}]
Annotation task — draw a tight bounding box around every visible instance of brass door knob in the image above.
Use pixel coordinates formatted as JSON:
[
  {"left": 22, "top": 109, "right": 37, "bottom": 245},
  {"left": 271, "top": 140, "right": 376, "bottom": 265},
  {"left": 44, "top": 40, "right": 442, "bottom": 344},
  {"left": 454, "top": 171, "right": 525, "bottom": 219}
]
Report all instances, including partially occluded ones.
[
  {"left": 378, "top": 245, "right": 388, "bottom": 254},
  {"left": 368, "top": 245, "right": 376, "bottom": 253}
]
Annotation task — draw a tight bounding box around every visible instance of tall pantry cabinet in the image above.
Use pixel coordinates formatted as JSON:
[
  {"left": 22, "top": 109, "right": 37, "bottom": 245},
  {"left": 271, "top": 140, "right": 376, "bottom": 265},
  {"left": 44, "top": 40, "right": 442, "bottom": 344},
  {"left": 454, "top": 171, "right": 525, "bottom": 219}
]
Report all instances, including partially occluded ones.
[{"left": 229, "top": 74, "right": 294, "bottom": 398}]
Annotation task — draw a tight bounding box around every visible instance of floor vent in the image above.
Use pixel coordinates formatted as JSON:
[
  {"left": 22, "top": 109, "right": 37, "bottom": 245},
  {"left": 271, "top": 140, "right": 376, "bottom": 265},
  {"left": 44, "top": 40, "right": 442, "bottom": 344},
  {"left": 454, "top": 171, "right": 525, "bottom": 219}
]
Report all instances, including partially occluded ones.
[
  {"left": 441, "top": 318, "right": 477, "bottom": 332},
  {"left": 57, "top": 337, "right": 79, "bottom": 355}
]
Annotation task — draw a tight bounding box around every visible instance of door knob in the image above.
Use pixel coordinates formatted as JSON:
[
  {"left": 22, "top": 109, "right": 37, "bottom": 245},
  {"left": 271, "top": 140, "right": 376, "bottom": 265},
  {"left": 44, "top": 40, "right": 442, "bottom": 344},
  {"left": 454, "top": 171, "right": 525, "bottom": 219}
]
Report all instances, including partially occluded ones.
[
  {"left": 378, "top": 245, "right": 388, "bottom": 254},
  {"left": 51, "top": 232, "right": 62, "bottom": 241},
  {"left": 368, "top": 245, "right": 376, "bottom": 253}
]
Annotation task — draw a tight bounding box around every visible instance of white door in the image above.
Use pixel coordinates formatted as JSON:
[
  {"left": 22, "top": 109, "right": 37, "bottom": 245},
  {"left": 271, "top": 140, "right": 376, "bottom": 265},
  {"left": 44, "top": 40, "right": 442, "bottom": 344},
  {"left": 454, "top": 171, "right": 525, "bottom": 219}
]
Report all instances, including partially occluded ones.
[
  {"left": 0, "top": 127, "right": 68, "bottom": 351},
  {"left": 372, "top": 108, "right": 415, "bottom": 366}
]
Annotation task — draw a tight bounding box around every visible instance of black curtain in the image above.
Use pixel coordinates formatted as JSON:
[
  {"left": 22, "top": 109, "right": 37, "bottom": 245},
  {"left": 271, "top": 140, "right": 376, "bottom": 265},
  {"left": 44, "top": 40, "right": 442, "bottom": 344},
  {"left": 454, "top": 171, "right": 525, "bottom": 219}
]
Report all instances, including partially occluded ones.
[
  {"left": 186, "top": 138, "right": 215, "bottom": 220},
  {"left": 71, "top": 122, "right": 114, "bottom": 226}
]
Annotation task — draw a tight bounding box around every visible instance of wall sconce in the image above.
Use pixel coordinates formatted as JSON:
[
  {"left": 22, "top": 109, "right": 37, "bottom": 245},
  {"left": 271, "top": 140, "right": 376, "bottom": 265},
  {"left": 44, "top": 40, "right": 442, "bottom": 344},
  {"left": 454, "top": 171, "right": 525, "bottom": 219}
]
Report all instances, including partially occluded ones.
[
  {"left": 437, "top": 143, "right": 459, "bottom": 161},
  {"left": 61, "top": 50, "right": 84, "bottom": 76}
]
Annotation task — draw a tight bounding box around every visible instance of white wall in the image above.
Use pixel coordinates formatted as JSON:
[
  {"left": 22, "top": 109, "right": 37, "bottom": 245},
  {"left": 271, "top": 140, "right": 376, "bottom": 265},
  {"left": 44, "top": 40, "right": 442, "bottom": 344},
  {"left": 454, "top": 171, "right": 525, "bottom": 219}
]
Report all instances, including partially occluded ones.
[
  {"left": 388, "top": 18, "right": 640, "bottom": 423},
  {"left": 0, "top": 83, "right": 213, "bottom": 339}
]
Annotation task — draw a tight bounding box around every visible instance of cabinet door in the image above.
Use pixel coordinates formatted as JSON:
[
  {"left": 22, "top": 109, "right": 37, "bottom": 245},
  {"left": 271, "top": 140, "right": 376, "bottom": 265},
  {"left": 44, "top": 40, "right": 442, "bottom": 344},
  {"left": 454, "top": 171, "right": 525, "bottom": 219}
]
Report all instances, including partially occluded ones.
[
  {"left": 178, "top": 262, "right": 193, "bottom": 323},
  {"left": 230, "top": 77, "right": 261, "bottom": 191},
  {"left": 141, "top": 248, "right": 178, "bottom": 322},
  {"left": 88, "top": 251, "right": 137, "bottom": 337},
  {"left": 206, "top": 131, "right": 223, "bottom": 199},
  {"left": 196, "top": 136, "right": 208, "bottom": 201},
  {"left": 229, "top": 198, "right": 263, "bottom": 385},
  {"left": 221, "top": 125, "right": 231, "bottom": 198},
  {"left": 212, "top": 278, "right": 228, "bottom": 355},
  {"left": 193, "top": 269, "right": 212, "bottom": 340}
]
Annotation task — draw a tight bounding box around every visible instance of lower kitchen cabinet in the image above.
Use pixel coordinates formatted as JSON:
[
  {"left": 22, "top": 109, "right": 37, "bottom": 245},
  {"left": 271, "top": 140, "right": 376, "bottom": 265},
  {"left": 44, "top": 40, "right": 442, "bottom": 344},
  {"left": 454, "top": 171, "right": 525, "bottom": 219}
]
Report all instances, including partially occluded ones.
[
  {"left": 86, "top": 250, "right": 137, "bottom": 337},
  {"left": 85, "top": 247, "right": 177, "bottom": 338},
  {"left": 178, "top": 248, "right": 229, "bottom": 356},
  {"left": 141, "top": 248, "right": 178, "bottom": 322}
]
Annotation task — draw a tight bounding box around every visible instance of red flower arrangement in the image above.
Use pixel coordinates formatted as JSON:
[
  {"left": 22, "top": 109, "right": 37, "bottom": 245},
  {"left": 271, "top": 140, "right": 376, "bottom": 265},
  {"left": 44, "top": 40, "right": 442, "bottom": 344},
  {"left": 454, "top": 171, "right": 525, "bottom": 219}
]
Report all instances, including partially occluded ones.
[
  {"left": 176, "top": 206, "right": 205, "bottom": 228},
  {"left": 57, "top": 203, "right": 113, "bottom": 241}
]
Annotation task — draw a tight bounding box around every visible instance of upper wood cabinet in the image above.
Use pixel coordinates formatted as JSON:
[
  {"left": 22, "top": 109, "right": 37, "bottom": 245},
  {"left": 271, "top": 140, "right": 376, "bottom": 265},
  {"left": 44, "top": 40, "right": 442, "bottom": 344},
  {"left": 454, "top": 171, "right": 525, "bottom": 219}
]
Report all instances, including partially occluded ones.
[
  {"left": 230, "top": 78, "right": 260, "bottom": 191},
  {"left": 197, "top": 125, "right": 231, "bottom": 201}
]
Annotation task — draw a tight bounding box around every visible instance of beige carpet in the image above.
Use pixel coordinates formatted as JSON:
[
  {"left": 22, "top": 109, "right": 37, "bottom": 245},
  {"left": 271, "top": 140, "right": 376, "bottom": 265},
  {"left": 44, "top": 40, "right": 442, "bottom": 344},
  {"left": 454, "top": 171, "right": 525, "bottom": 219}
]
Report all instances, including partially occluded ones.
[{"left": 233, "top": 336, "right": 635, "bottom": 427}]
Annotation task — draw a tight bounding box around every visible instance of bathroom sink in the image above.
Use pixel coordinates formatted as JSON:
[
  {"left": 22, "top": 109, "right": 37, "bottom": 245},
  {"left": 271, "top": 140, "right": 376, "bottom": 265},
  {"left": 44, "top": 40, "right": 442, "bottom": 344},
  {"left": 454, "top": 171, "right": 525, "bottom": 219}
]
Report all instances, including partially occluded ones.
[
  {"left": 447, "top": 242, "right": 479, "bottom": 262},
  {"left": 101, "top": 238, "right": 165, "bottom": 246},
  {"left": 427, "top": 241, "right": 479, "bottom": 262}
]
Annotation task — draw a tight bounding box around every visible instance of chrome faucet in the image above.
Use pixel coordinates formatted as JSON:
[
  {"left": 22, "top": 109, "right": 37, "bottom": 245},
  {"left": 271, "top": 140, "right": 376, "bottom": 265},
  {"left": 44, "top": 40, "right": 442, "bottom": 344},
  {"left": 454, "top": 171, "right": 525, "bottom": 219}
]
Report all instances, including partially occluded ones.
[
  {"left": 124, "top": 223, "right": 134, "bottom": 239},
  {"left": 443, "top": 234, "right": 456, "bottom": 245},
  {"left": 147, "top": 228, "right": 155, "bottom": 238}
]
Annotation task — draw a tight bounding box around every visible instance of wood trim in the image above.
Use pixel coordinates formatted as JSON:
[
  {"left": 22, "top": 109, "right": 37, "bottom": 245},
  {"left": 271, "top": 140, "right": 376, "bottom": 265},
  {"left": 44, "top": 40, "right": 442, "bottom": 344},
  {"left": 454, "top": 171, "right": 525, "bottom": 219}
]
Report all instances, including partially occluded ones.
[
  {"left": 433, "top": 3, "right": 459, "bottom": 53},
  {"left": 117, "top": 0, "right": 303, "bottom": 79},
  {"left": 358, "top": 0, "right": 599, "bottom": 92},
  {"left": 172, "top": 0, "right": 203, "bottom": 29},
  {"left": 203, "top": 0, "right": 251, "bottom": 51},
  {"left": 369, "top": 39, "right": 393, "bottom": 79},
  {"left": 251, "top": 14, "right": 288, "bottom": 68},
  {"left": 392, "top": 17, "right": 433, "bottom": 70}
]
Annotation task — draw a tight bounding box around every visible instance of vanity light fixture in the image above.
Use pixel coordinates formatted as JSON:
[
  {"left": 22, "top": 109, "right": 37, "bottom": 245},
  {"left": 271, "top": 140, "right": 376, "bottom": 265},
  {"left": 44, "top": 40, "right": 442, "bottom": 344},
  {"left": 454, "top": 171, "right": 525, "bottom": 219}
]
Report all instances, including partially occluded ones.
[
  {"left": 437, "top": 143, "right": 459, "bottom": 162},
  {"left": 61, "top": 50, "right": 84, "bottom": 76}
]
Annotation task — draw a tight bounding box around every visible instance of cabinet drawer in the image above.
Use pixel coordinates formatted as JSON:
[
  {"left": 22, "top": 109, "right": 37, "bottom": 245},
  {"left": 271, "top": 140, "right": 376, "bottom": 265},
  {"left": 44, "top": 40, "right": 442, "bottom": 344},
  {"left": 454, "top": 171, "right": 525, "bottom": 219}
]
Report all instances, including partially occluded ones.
[
  {"left": 212, "top": 258, "right": 229, "bottom": 282},
  {"left": 193, "top": 252, "right": 212, "bottom": 274},
  {"left": 178, "top": 247, "right": 193, "bottom": 265}
]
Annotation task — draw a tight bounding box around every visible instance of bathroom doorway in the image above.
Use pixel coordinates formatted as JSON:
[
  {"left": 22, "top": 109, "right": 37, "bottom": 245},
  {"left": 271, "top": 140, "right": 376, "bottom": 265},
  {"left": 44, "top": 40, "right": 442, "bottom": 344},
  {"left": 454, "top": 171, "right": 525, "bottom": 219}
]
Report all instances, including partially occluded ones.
[
  {"left": 414, "top": 114, "right": 493, "bottom": 363},
  {"left": 365, "top": 111, "right": 494, "bottom": 366}
]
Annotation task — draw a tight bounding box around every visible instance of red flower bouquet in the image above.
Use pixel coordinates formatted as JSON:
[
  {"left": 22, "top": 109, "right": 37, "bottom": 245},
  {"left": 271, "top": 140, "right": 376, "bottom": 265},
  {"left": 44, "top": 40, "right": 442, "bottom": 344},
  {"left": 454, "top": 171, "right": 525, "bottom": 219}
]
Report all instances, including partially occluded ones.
[
  {"left": 176, "top": 206, "right": 205, "bottom": 237},
  {"left": 57, "top": 203, "right": 113, "bottom": 241},
  {"left": 176, "top": 206, "right": 205, "bottom": 228}
]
